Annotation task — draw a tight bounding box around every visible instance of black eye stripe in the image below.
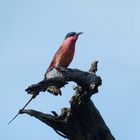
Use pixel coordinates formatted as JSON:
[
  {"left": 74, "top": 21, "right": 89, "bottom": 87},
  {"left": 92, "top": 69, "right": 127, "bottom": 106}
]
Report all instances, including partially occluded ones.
[{"left": 65, "top": 32, "right": 77, "bottom": 39}]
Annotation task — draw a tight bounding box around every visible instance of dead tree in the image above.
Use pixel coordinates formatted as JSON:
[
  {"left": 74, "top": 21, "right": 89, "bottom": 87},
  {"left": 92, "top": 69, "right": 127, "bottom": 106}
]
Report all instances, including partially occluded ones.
[{"left": 20, "top": 61, "right": 115, "bottom": 140}]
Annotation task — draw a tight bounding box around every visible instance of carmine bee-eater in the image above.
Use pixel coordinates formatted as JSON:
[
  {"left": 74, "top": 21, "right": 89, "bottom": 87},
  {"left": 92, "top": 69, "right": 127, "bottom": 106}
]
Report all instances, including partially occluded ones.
[
  {"left": 26, "top": 32, "right": 82, "bottom": 95},
  {"left": 8, "top": 32, "right": 83, "bottom": 125},
  {"left": 45, "top": 32, "right": 83, "bottom": 94},
  {"left": 45, "top": 32, "right": 83, "bottom": 78}
]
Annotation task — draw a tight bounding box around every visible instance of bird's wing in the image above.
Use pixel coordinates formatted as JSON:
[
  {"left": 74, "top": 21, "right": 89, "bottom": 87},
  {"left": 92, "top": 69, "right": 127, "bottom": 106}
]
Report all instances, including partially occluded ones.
[{"left": 44, "top": 46, "right": 64, "bottom": 78}]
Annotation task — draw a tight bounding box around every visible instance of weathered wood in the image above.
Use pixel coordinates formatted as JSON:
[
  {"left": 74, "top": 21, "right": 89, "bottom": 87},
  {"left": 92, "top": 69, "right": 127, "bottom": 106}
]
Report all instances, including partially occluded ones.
[
  {"left": 20, "top": 61, "right": 115, "bottom": 140},
  {"left": 25, "top": 61, "right": 101, "bottom": 96}
]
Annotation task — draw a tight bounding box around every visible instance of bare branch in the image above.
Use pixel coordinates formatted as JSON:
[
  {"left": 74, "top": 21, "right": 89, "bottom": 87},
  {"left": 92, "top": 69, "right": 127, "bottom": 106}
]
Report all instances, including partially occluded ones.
[{"left": 21, "top": 61, "right": 115, "bottom": 140}]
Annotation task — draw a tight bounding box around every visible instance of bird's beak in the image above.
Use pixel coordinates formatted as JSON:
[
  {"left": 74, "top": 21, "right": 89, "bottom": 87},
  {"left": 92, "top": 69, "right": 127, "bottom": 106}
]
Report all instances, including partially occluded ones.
[{"left": 76, "top": 32, "right": 83, "bottom": 36}]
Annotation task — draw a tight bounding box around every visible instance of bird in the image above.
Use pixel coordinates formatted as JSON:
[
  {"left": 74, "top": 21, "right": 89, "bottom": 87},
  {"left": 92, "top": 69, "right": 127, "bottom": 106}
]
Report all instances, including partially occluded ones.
[
  {"left": 8, "top": 32, "right": 83, "bottom": 125},
  {"left": 45, "top": 32, "right": 82, "bottom": 78},
  {"left": 26, "top": 32, "right": 82, "bottom": 95},
  {"left": 45, "top": 32, "right": 83, "bottom": 95}
]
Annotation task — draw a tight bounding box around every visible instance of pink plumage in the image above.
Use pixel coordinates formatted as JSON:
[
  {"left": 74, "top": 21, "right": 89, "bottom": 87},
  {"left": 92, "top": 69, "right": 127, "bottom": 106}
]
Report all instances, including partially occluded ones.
[{"left": 45, "top": 32, "right": 82, "bottom": 79}]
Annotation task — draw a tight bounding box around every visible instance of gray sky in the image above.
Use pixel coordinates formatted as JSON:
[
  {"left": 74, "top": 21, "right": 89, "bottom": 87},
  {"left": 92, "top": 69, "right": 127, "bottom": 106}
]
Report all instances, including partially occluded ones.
[{"left": 0, "top": 0, "right": 140, "bottom": 139}]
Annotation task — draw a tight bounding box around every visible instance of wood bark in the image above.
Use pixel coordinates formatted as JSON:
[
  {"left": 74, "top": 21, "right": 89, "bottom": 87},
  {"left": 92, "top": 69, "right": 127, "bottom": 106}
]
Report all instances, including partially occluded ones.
[{"left": 20, "top": 61, "right": 115, "bottom": 140}]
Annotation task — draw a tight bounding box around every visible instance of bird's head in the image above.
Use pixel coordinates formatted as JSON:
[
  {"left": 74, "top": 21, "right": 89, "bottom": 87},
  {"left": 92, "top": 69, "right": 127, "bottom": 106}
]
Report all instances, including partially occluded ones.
[{"left": 65, "top": 32, "right": 83, "bottom": 41}]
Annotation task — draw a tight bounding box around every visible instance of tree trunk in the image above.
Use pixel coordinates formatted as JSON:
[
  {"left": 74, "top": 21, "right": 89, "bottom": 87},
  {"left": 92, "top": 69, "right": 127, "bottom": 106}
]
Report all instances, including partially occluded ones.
[{"left": 20, "top": 61, "right": 115, "bottom": 140}]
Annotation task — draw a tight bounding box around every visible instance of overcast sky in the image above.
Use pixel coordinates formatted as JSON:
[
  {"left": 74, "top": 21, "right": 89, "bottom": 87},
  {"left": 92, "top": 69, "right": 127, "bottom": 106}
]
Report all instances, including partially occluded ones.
[{"left": 0, "top": 0, "right": 140, "bottom": 140}]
